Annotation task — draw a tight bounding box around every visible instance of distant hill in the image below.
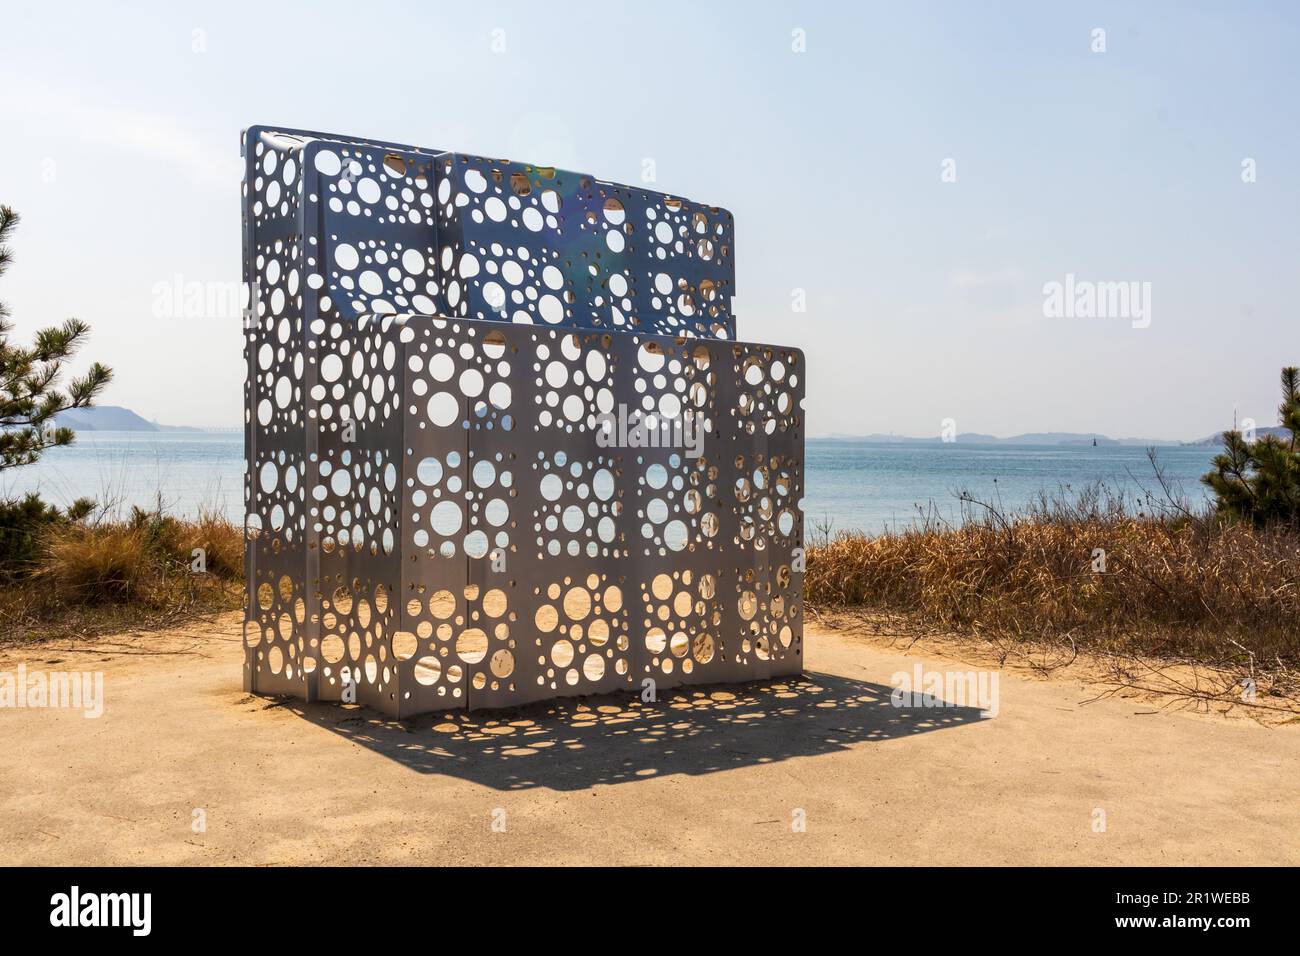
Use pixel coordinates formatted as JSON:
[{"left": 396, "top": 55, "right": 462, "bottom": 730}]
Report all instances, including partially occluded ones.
[
  {"left": 53, "top": 405, "right": 202, "bottom": 432},
  {"left": 1186, "top": 426, "right": 1292, "bottom": 447},
  {"left": 819, "top": 431, "right": 1180, "bottom": 446}
]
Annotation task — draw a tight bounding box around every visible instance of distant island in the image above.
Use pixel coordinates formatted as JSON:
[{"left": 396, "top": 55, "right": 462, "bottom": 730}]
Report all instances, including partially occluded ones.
[
  {"left": 818, "top": 431, "right": 1180, "bottom": 446},
  {"left": 817, "top": 428, "right": 1292, "bottom": 446},
  {"left": 56, "top": 406, "right": 1292, "bottom": 446},
  {"left": 54, "top": 405, "right": 207, "bottom": 432},
  {"left": 1184, "top": 426, "right": 1292, "bottom": 446}
]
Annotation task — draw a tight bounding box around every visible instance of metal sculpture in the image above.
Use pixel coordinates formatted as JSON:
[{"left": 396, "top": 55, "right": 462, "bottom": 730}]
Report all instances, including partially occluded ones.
[{"left": 242, "top": 125, "right": 804, "bottom": 714}]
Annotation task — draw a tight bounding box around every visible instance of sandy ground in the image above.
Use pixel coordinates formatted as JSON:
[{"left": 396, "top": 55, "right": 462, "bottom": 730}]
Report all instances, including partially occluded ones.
[{"left": 1, "top": 611, "right": 1296, "bottom": 866}]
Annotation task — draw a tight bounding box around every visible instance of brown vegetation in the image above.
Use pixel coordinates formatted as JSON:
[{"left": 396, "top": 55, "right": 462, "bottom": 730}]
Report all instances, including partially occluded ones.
[
  {"left": 0, "top": 506, "right": 242, "bottom": 644},
  {"left": 805, "top": 483, "right": 1300, "bottom": 697}
]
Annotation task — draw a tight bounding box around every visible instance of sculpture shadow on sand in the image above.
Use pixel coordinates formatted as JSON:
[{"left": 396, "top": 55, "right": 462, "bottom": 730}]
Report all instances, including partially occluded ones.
[{"left": 287, "top": 670, "right": 988, "bottom": 791}]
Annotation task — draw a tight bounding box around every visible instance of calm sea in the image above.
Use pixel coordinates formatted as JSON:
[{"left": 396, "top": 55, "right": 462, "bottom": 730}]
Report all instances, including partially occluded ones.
[{"left": 1, "top": 432, "right": 1220, "bottom": 535}]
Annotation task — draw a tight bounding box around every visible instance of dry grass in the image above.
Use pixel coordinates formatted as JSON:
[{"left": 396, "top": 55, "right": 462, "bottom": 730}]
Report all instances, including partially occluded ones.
[
  {"left": 0, "top": 508, "right": 243, "bottom": 644},
  {"left": 6, "top": 472, "right": 1299, "bottom": 709},
  {"left": 805, "top": 483, "right": 1300, "bottom": 696}
]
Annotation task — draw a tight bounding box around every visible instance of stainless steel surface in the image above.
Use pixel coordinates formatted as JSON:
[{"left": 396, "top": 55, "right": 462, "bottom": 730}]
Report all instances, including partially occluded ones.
[{"left": 242, "top": 125, "right": 803, "bottom": 714}]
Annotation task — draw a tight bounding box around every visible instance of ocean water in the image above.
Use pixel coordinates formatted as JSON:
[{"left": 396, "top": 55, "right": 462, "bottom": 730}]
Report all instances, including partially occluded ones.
[
  {"left": 1, "top": 432, "right": 1220, "bottom": 535},
  {"left": 805, "top": 439, "right": 1218, "bottom": 535},
  {"left": 1, "top": 431, "right": 246, "bottom": 521}
]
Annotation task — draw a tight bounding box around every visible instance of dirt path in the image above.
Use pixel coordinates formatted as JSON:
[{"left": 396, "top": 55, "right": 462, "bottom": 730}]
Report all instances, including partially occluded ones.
[{"left": 1, "top": 612, "right": 1295, "bottom": 865}]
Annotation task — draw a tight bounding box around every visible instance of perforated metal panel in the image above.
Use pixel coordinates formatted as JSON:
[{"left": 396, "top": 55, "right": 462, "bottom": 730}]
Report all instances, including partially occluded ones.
[
  {"left": 245, "top": 125, "right": 735, "bottom": 339},
  {"left": 242, "top": 125, "right": 802, "bottom": 715}
]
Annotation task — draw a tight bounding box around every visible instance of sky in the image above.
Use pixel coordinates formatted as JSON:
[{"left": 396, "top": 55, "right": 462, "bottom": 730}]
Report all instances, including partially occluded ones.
[{"left": 0, "top": 0, "right": 1296, "bottom": 439}]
